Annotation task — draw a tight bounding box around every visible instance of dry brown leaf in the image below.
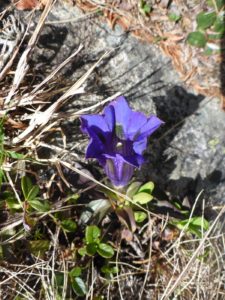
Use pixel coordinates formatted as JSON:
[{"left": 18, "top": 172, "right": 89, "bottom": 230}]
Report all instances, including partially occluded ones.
[
  {"left": 13, "top": 0, "right": 45, "bottom": 10},
  {"left": 161, "top": 227, "right": 179, "bottom": 241},
  {"left": 121, "top": 228, "right": 133, "bottom": 242}
]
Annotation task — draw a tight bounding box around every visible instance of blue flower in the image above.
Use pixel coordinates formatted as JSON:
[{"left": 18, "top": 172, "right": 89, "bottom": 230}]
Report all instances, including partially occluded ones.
[{"left": 80, "top": 96, "right": 163, "bottom": 187}]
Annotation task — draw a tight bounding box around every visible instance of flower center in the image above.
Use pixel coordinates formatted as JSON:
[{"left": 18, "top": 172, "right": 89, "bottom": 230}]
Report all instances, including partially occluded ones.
[{"left": 116, "top": 141, "right": 123, "bottom": 152}]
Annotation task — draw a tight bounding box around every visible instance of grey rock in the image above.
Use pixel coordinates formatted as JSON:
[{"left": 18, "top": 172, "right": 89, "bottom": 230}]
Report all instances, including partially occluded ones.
[{"left": 142, "top": 91, "right": 225, "bottom": 208}]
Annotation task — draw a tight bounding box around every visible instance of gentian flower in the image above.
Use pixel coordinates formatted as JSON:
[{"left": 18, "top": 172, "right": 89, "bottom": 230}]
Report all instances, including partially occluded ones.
[{"left": 80, "top": 96, "right": 163, "bottom": 188}]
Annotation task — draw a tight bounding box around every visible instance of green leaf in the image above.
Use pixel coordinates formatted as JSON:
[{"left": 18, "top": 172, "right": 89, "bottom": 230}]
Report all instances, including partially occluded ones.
[
  {"left": 215, "top": 0, "right": 225, "bottom": 9},
  {"left": 78, "top": 247, "right": 87, "bottom": 256},
  {"left": 138, "top": 181, "right": 154, "bottom": 194},
  {"left": 14, "top": 297, "right": 27, "bottom": 300},
  {"left": 6, "top": 197, "right": 22, "bottom": 210},
  {"left": 85, "top": 225, "right": 101, "bottom": 244},
  {"left": 0, "top": 199, "right": 4, "bottom": 209},
  {"left": 196, "top": 11, "right": 216, "bottom": 30},
  {"left": 168, "top": 13, "right": 181, "bottom": 22},
  {"left": 172, "top": 217, "right": 209, "bottom": 237},
  {"left": 142, "top": 4, "right": 151, "bottom": 14},
  {"left": 80, "top": 199, "right": 111, "bottom": 225},
  {"left": 187, "top": 31, "right": 207, "bottom": 48},
  {"left": 23, "top": 214, "right": 37, "bottom": 230},
  {"left": 101, "top": 265, "right": 118, "bottom": 275},
  {"left": 188, "top": 224, "right": 204, "bottom": 237},
  {"left": 70, "top": 267, "right": 81, "bottom": 278},
  {"left": 99, "top": 187, "right": 119, "bottom": 201},
  {"left": 28, "top": 199, "right": 50, "bottom": 212},
  {"left": 213, "top": 15, "right": 225, "bottom": 33},
  {"left": 97, "top": 243, "right": 114, "bottom": 258},
  {"left": 190, "top": 217, "right": 209, "bottom": 230},
  {"left": 206, "top": 0, "right": 214, "bottom": 6},
  {"left": 140, "top": 0, "right": 152, "bottom": 14},
  {"left": 116, "top": 206, "right": 137, "bottom": 232},
  {"left": 126, "top": 182, "right": 142, "bottom": 198},
  {"left": 206, "top": 0, "right": 225, "bottom": 9},
  {"left": 21, "top": 176, "right": 33, "bottom": 200},
  {"left": 208, "top": 32, "right": 224, "bottom": 39},
  {"left": 7, "top": 151, "right": 25, "bottom": 159},
  {"left": 55, "top": 272, "right": 64, "bottom": 292},
  {"left": 29, "top": 240, "right": 50, "bottom": 257},
  {"left": 61, "top": 220, "right": 77, "bottom": 232},
  {"left": 66, "top": 193, "right": 80, "bottom": 204},
  {"left": 133, "top": 192, "right": 153, "bottom": 204},
  {"left": 71, "top": 277, "right": 88, "bottom": 297},
  {"left": 134, "top": 211, "right": 147, "bottom": 223},
  {"left": 203, "top": 47, "right": 214, "bottom": 55},
  {"left": 0, "top": 118, "right": 5, "bottom": 146},
  {"left": 86, "top": 243, "right": 98, "bottom": 256},
  {"left": 27, "top": 185, "right": 39, "bottom": 201},
  {"left": 0, "top": 169, "right": 5, "bottom": 187},
  {"left": 0, "top": 151, "right": 6, "bottom": 167}
]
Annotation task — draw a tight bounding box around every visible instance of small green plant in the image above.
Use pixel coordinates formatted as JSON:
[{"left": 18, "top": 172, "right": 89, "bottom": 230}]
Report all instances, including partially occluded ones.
[
  {"left": 168, "top": 12, "right": 181, "bottom": 23},
  {"left": 101, "top": 264, "right": 119, "bottom": 279},
  {"left": 21, "top": 176, "right": 50, "bottom": 212},
  {"left": 60, "top": 219, "right": 77, "bottom": 232},
  {"left": 29, "top": 239, "right": 50, "bottom": 257},
  {"left": 69, "top": 267, "right": 88, "bottom": 297},
  {"left": 55, "top": 268, "right": 88, "bottom": 297},
  {"left": 0, "top": 117, "right": 24, "bottom": 187},
  {"left": 139, "top": 0, "right": 152, "bottom": 15},
  {"left": 206, "top": 0, "right": 225, "bottom": 10},
  {"left": 187, "top": 31, "right": 207, "bottom": 48},
  {"left": 187, "top": 0, "right": 225, "bottom": 51},
  {"left": 78, "top": 225, "right": 114, "bottom": 258},
  {"left": 126, "top": 181, "right": 155, "bottom": 223},
  {"left": 172, "top": 216, "right": 209, "bottom": 237},
  {"left": 130, "top": 181, "right": 154, "bottom": 205}
]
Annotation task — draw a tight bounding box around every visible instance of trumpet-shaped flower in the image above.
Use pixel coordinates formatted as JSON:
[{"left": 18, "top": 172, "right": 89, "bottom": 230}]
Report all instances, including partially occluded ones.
[{"left": 80, "top": 96, "right": 163, "bottom": 187}]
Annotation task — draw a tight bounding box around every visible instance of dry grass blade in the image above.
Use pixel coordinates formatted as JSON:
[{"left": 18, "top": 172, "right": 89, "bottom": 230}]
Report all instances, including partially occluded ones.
[
  {"left": 162, "top": 204, "right": 225, "bottom": 299},
  {"left": 12, "top": 50, "right": 111, "bottom": 144},
  {"left": 0, "top": 216, "right": 23, "bottom": 235},
  {"left": 0, "top": 14, "right": 26, "bottom": 81},
  {"left": 19, "top": 44, "right": 84, "bottom": 106},
  {"left": 0, "top": 44, "right": 20, "bottom": 82},
  {"left": 5, "top": 0, "right": 55, "bottom": 105}
]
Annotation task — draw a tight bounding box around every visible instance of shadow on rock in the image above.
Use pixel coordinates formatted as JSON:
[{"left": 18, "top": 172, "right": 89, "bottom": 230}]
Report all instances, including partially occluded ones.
[
  {"left": 36, "top": 25, "right": 68, "bottom": 64},
  {"left": 139, "top": 86, "right": 209, "bottom": 208}
]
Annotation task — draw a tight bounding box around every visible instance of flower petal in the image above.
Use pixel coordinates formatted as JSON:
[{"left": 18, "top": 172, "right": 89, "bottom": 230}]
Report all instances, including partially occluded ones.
[
  {"left": 110, "top": 96, "right": 131, "bottom": 126},
  {"left": 103, "top": 105, "right": 115, "bottom": 132},
  {"left": 133, "top": 138, "right": 148, "bottom": 156},
  {"left": 109, "top": 97, "right": 148, "bottom": 140},
  {"left": 126, "top": 111, "right": 147, "bottom": 140},
  {"left": 103, "top": 154, "right": 135, "bottom": 187},
  {"left": 80, "top": 114, "right": 109, "bottom": 135},
  {"left": 135, "top": 115, "right": 164, "bottom": 141},
  {"left": 123, "top": 154, "right": 144, "bottom": 167},
  {"left": 86, "top": 134, "right": 105, "bottom": 159}
]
